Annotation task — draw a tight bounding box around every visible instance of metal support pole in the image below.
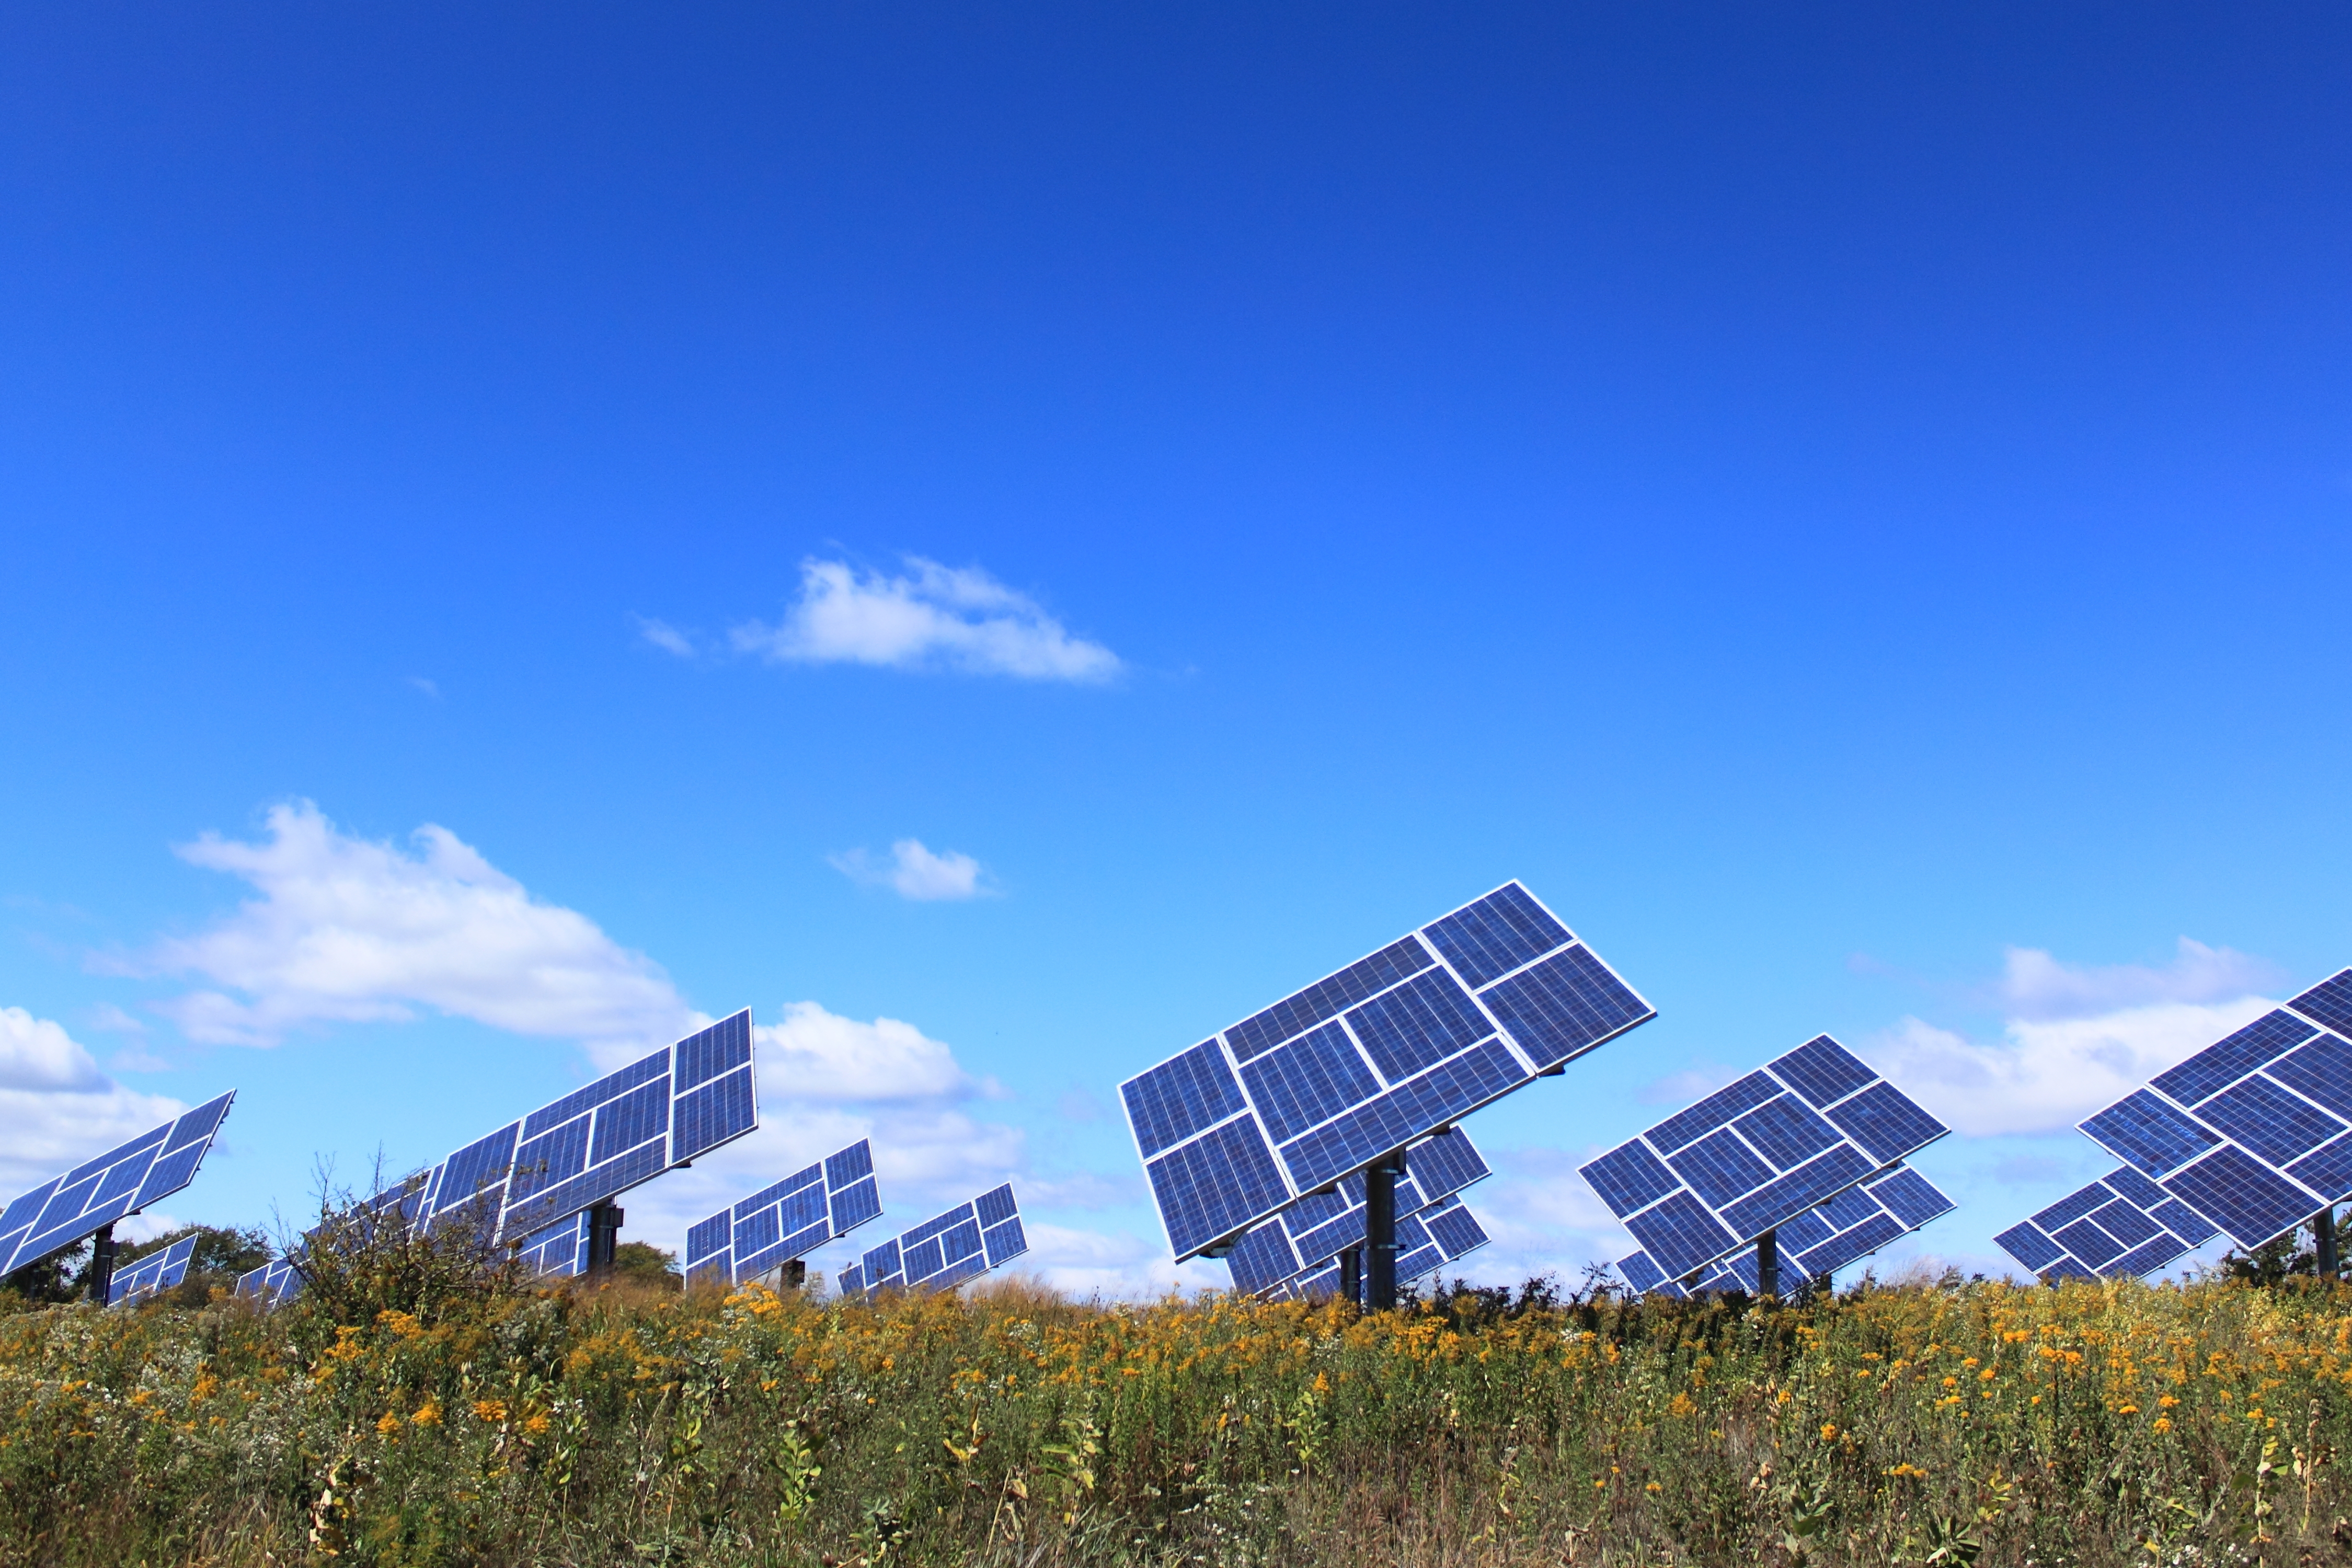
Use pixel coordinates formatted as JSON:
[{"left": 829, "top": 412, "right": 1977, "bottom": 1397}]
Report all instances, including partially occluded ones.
[
  {"left": 1365, "top": 1146, "right": 1406, "bottom": 1311},
  {"left": 587, "top": 1203, "right": 623, "bottom": 1278},
  {"left": 784, "top": 1259, "right": 807, "bottom": 1291},
  {"left": 1338, "top": 1247, "right": 1362, "bottom": 1308},
  {"left": 1755, "top": 1227, "right": 1779, "bottom": 1299},
  {"left": 88, "top": 1223, "right": 118, "bottom": 1305},
  {"left": 2319, "top": 1206, "right": 2338, "bottom": 1279}
]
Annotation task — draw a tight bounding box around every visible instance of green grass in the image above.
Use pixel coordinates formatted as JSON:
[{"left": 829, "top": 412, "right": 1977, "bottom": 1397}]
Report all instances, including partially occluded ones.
[{"left": 6, "top": 1266, "right": 2352, "bottom": 1566}]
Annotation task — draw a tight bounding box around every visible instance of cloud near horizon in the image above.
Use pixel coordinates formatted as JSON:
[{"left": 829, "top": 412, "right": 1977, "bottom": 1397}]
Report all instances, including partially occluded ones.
[
  {"left": 731, "top": 557, "right": 1120, "bottom": 682},
  {"left": 0, "top": 1006, "right": 186, "bottom": 1195}
]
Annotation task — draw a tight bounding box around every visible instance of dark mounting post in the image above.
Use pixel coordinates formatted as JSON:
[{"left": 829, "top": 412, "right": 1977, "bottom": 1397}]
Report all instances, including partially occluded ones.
[
  {"left": 1338, "top": 1247, "right": 1362, "bottom": 1308},
  {"left": 1364, "top": 1146, "right": 1407, "bottom": 1312},
  {"left": 1755, "top": 1227, "right": 1780, "bottom": 1299},
  {"left": 2319, "top": 1207, "right": 2339, "bottom": 1280},
  {"left": 87, "top": 1222, "right": 118, "bottom": 1305},
  {"left": 587, "top": 1203, "right": 624, "bottom": 1278},
  {"left": 783, "top": 1259, "right": 807, "bottom": 1291}
]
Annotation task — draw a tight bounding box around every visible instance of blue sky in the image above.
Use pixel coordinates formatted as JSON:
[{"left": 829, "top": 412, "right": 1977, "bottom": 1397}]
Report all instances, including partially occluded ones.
[{"left": 4, "top": 3, "right": 2350, "bottom": 1293}]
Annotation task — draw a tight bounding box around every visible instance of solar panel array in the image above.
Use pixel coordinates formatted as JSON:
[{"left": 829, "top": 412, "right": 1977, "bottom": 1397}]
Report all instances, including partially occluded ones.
[
  {"left": 1615, "top": 1164, "right": 1954, "bottom": 1297},
  {"left": 1222, "top": 1127, "right": 1491, "bottom": 1297},
  {"left": 234, "top": 1256, "right": 302, "bottom": 1306},
  {"left": 684, "top": 1139, "right": 886, "bottom": 1287},
  {"left": 0, "top": 1092, "right": 237, "bottom": 1278},
  {"left": 358, "top": 1011, "right": 759, "bottom": 1256},
  {"left": 1994, "top": 1165, "right": 2222, "bottom": 1282},
  {"left": 1270, "top": 1197, "right": 1491, "bottom": 1301},
  {"left": 1121, "top": 883, "right": 1655, "bottom": 1262},
  {"left": 108, "top": 1235, "right": 199, "bottom": 1306},
  {"left": 2074, "top": 974, "right": 2352, "bottom": 1252},
  {"left": 1580, "top": 1035, "right": 1949, "bottom": 1284},
  {"left": 836, "top": 1184, "right": 1027, "bottom": 1297}
]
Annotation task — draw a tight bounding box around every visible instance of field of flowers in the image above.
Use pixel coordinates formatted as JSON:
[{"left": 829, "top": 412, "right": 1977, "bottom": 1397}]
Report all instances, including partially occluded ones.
[{"left": 6, "top": 1267, "right": 2352, "bottom": 1566}]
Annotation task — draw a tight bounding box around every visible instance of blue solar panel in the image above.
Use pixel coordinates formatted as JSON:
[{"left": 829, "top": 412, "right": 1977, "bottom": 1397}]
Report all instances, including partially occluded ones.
[
  {"left": 2151, "top": 1200, "right": 2219, "bottom": 1246},
  {"left": 2080, "top": 1090, "right": 2221, "bottom": 1178},
  {"left": 2150, "top": 1010, "right": 2316, "bottom": 1106},
  {"left": 1626, "top": 1191, "right": 1740, "bottom": 1279},
  {"left": 2030, "top": 1182, "right": 2115, "bottom": 1232},
  {"left": 1993, "top": 1222, "right": 2063, "bottom": 1273},
  {"left": 2287, "top": 1134, "right": 2352, "bottom": 1205},
  {"left": 108, "top": 1235, "right": 198, "bottom": 1307},
  {"left": 1997, "top": 1163, "right": 2221, "bottom": 1284},
  {"left": 2162, "top": 1146, "right": 2318, "bottom": 1251},
  {"left": 1578, "top": 1035, "right": 1948, "bottom": 1283},
  {"left": 2267, "top": 1034, "right": 2352, "bottom": 1122},
  {"left": 348, "top": 1012, "right": 760, "bottom": 1263},
  {"left": 839, "top": 1184, "right": 1027, "bottom": 1296},
  {"left": 2099, "top": 1163, "right": 2169, "bottom": 1212},
  {"left": 1224, "top": 1128, "right": 1492, "bottom": 1295},
  {"left": 234, "top": 1256, "right": 303, "bottom": 1307},
  {"left": 1264, "top": 1196, "right": 1491, "bottom": 1300},
  {"left": 1620, "top": 1165, "right": 1953, "bottom": 1296},
  {"left": 2196, "top": 1075, "right": 2346, "bottom": 1166},
  {"left": 2288, "top": 970, "right": 2352, "bottom": 1039},
  {"left": 0, "top": 1091, "right": 238, "bottom": 1277},
  {"left": 682, "top": 1139, "right": 888, "bottom": 1288},
  {"left": 1122, "top": 883, "right": 1653, "bottom": 1262},
  {"left": 1769, "top": 1036, "right": 1877, "bottom": 1109}
]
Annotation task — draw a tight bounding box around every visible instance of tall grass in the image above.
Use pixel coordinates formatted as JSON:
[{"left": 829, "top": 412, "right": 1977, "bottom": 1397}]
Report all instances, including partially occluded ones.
[{"left": 5, "top": 1267, "right": 2351, "bottom": 1565}]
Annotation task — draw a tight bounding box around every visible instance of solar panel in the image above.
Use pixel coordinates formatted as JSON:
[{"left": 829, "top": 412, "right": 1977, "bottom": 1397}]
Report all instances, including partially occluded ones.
[
  {"left": 1993, "top": 1166, "right": 2222, "bottom": 1282},
  {"left": 1616, "top": 1164, "right": 1954, "bottom": 1296},
  {"left": 836, "top": 1183, "right": 1027, "bottom": 1297},
  {"left": 1581, "top": 1036, "right": 1948, "bottom": 1283},
  {"left": 108, "top": 1235, "right": 200, "bottom": 1307},
  {"left": 233, "top": 1256, "right": 303, "bottom": 1306},
  {"left": 2075, "top": 977, "right": 2352, "bottom": 1250},
  {"left": 1120, "top": 883, "right": 1654, "bottom": 1261},
  {"left": 349, "top": 1012, "right": 759, "bottom": 1267},
  {"left": 1223, "top": 1127, "right": 1491, "bottom": 1297},
  {"left": 682, "top": 1139, "right": 886, "bottom": 1287},
  {"left": 0, "top": 1091, "right": 237, "bottom": 1279},
  {"left": 1270, "top": 1197, "right": 1491, "bottom": 1301}
]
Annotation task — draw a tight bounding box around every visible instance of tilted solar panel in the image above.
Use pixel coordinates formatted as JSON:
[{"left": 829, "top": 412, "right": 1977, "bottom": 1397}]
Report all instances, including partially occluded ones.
[
  {"left": 683, "top": 1138, "right": 886, "bottom": 1287},
  {"left": 1615, "top": 1164, "right": 1954, "bottom": 1297},
  {"left": 1581, "top": 1037, "right": 1950, "bottom": 1284},
  {"left": 0, "top": 1091, "right": 237, "bottom": 1278},
  {"left": 1270, "top": 1197, "right": 1491, "bottom": 1301},
  {"left": 2075, "top": 975, "right": 2352, "bottom": 1250},
  {"left": 108, "top": 1235, "right": 200, "bottom": 1307},
  {"left": 233, "top": 1256, "right": 303, "bottom": 1306},
  {"left": 836, "top": 1184, "right": 1027, "bottom": 1297},
  {"left": 345, "top": 1012, "right": 760, "bottom": 1270},
  {"left": 1993, "top": 1165, "right": 2220, "bottom": 1282},
  {"left": 1223, "top": 1127, "right": 1491, "bottom": 1297},
  {"left": 1120, "top": 883, "right": 1654, "bottom": 1262}
]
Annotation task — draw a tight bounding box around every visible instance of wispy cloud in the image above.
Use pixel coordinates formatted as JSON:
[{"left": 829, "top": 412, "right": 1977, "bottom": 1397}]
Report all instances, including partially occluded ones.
[
  {"left": 134, "top": 801, "right": 694, "bottom": 1055},
  {"left": 829, "top": 838, "right": 993, "bottom": 902},
  {"left": 405, "top": 676, "right": 441, "bottom": 699},
  {"left": 1992, "top": 938, "right": 2281, "bottom": 1020},
  {"left": 732, "top": 557, "right": 1120, "bottom": 683},
  {"left": 634, "top": 616, "right": 696, "bottom": 658}
]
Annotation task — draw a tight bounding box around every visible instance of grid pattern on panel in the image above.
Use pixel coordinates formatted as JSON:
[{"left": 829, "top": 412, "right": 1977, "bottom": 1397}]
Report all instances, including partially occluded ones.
[
  {"left": 1622, "top": 1166, "right": 1953, "bottom": 1297},
  {"left": 839, "top": 1185, "right": 1026, "bottom": 1298},
  {"left": 1995, "top": 1168, "right": 2216, "bottom": 1282},
  {"left": 0, "top": 1091, "right": 238, "bottom": 1276},
  {"left": 2075, "top": 986, "right": 2352, "bottom": 1250},
  {"left": 109, "top": 1236, "right": 199, "bottom": 1306},
  {"left": 1119, "top": 883, "right": 1655, "bottom": 1262},
  {"left": 1578, "top": 1036, "right": 1948, "bottom": 1286},
  {"left": 685, "top": 1140, "right": 886, "bottom": 1287},
  {"left": 1223, "top": 1128, "right": 1494, "bottom": 1296},
  {"left": 341, "top": 1012, "right": 760, "bottom": 1265},
  {"left": 1266, "top": 1198, "right": 1491, "bottom": 1301}
]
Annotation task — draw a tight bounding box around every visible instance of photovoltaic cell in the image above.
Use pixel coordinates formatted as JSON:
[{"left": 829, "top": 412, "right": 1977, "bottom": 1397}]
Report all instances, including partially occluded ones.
[
  {"left": 1474, "top": 946, "right": 1654, "bottom": 1070},
  {"left": 1996, "top": 1167, "right": 2216, "bottom": 1283},
  {"left": 108, "top": 1235, "right": 199, "bottom": 1307},
  {"left": 2066, "top": 975, "right": 2352, "bottom": 1250},
  {"left": 234, "top": 1257, "right": 302, "bottom": 1306},
  {"left": 1345, "top": 970, "right": 1495, "bottom": 1082},
  {"left": 1266, "top": 1196, "right": 1492, "bottom": 1301},
  {"left": 1222, "top": 1128, "right": 1492, "bottom": 1297},
  {"left": 1420, "top": 882, "right": 1571, "bottom": 988},
  {"left": 1240, "top": 1024, "right": 1381, "bottom": 1143},
  {"left": 683, "top": 1139, "right": 888, "bottom": 1287},
  {"left": 837, "top": 1184, "right": 1027, "bottom": 1297},
  {"left": 1121, "top": 1042, "right": 1247, "bottom": 1159},
  {"left": 0, "top": 1091, "right": 238, "bottom": 1278},
  {"left": 1581, "top": 1035, "right": 1947, "bottom": 1284}
]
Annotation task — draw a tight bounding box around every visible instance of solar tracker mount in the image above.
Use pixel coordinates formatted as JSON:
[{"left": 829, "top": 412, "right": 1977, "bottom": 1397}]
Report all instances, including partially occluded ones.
[
  {"left": 0, "top": 1091, "right": 237, "bottom": 1305},
  {"left": 1118, "top": 880, "right": 1655, "bottom": 1309}
]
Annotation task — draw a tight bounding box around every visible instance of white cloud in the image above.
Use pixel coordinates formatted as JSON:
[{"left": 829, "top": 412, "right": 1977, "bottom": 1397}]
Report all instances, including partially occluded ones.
[
  {"left": 634, "top": 616, "right": 695, "bottom": 657},
  {"left": 139, "top": 801, "right": 694, "bottom": 1055},
  {"left": 1862, "top": 998, "right": 2274, "bottom": 1137},
  {"left": 731, "top": 557, "right": 1120, "bottom": 683},
  {"left": 0, "top": 1007, "right": 186, "bottom": 1196},
  {"left": 753, "top": 1001, "right": 992, "bottom": 1101},
  {"left": 1993, "top": 938, "right": 2280, "bottom": 1020},
  {"left": 405, "top": 676, "right": 441, "bottom": 699},
  {"left": 828, "top": 839, "right": 993, "bottom": 902}
]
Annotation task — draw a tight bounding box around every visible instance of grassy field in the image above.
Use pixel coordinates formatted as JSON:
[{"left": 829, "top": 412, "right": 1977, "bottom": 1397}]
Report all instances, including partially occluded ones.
[{"left": 7, "top": 1261, "right": 2352, "bottom": 1566}]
